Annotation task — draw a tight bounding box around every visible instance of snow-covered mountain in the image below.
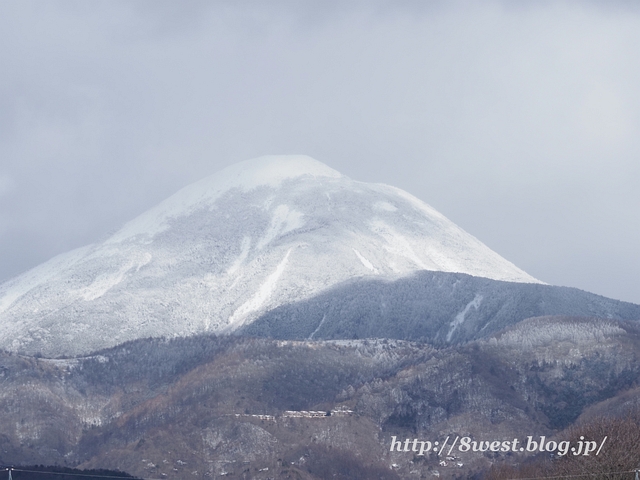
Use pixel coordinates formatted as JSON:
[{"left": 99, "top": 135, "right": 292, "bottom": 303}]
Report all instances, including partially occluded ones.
[{"left": 0, "top": 155, "right": 540, "bottom": 356}]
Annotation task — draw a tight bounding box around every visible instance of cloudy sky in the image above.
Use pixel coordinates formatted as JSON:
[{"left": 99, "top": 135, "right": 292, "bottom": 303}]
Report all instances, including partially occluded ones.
[{"left": 1, "top": 0, "right": 639, "bottom": 304}]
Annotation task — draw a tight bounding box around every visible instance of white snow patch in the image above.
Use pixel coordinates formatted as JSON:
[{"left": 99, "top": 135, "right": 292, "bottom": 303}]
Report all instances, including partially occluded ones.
[
  {"left": 81, "top": 253, "right": 152, "bottom": 301},
  {"left": 447, "top": 294, "right": 483, "bottom": 342},
  {"left": 82, "top": 416, "right": 103, "bottom": 427},
  {"left": 352, "top": 248, "right": 379, "bottom": 274},
  {"left": 494, "top": 319, "right": 625, "bottom": 349},
  {"left": 373, "top": 201, "right": 397, "bottom": 212},
  {"left": 369, "top": 219, "right": 430, "bottom": 270},
  {"left": 136, "top": 252, "right": 152, "bottom": 271},
  {"left": 308, "top": 314, "right": 327, "bottom": 340},
  {"left": 227, "top": 236, "right": 251, "bottom": 275},
  {"left": 227, "top": 248, "right": 292, "bottom": 329},
  {"left": 256, "top": 205, "right": 304, "bottom": 250},
  {"left": 82, "top": 266, "right": 130, "bottom": 302}
]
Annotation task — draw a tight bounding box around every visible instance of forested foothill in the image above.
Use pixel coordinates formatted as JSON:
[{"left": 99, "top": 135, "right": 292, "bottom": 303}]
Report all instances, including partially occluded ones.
[
  {"left": 485, "top": 409, "right": 640, "bottom": 480},
  {"left": 0, "top": 467, "right": 138, "bottom": 480},
  {"left": 2, "top": 314, "right": 640, "bottom": 479}
]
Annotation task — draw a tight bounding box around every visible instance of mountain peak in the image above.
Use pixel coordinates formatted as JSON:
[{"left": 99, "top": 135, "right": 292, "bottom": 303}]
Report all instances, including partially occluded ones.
[
  {"left": 108, "top": 155, "right": 342, "bottom": 244},
  {"left": 0, "top": 155, "right": 542, "bottom": 355},
  {"left": 226, "top": 155, "right": 343, "bottom": 187}
]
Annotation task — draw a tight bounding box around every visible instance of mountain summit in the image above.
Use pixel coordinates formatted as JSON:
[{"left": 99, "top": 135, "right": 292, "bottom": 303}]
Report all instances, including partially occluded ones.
[{"left": 0, "top": 155, "right": 540, "bottom": 355}]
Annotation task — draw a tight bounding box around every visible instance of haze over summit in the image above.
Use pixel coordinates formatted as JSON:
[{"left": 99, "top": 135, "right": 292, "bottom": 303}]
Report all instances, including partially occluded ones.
[{"left": 0, "top": 155, "right": 541, "bottom": 356}]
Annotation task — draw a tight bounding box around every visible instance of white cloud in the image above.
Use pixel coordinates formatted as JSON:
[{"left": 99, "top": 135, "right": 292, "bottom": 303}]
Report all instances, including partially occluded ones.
[{"left": 0, "top": 174, "right": 16, "bottom": 197}]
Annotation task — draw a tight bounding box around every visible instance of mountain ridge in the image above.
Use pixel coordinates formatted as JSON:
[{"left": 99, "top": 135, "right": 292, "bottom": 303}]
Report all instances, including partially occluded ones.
[
  {"left": 2, "top": 315, "right": 640, "bottom": 478},
  {"left": 241, "top": 270, "right": 640, "bottom": 343}
]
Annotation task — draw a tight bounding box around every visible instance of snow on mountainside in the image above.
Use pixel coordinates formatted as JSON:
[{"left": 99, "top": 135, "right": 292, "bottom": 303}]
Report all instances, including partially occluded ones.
[{"left": 0, "top": 155, "right": 541, "bottom": 356}]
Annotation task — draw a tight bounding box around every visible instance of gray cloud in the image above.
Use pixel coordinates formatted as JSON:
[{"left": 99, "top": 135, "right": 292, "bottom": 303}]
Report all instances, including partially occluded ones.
[{"left": 1, "top": 0, "right": 639, "bottom": 303}]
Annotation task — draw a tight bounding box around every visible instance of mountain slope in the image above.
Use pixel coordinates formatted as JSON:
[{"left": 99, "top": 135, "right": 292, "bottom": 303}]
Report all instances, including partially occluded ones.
[
  {"left": 241, "top": 270, "right": 640, "bottom": 343},
  {"left": 0, "top": 155, "right": 539, "bottom": 356}
]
